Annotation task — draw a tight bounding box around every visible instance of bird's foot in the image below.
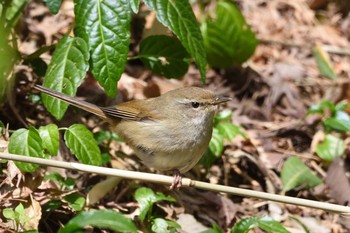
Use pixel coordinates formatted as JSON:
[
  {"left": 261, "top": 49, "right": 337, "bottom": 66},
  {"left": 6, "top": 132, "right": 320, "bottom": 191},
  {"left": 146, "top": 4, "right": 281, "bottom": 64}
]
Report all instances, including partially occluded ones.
[{"left": 169, "top": 169, "right": 182, "bottom": 190}]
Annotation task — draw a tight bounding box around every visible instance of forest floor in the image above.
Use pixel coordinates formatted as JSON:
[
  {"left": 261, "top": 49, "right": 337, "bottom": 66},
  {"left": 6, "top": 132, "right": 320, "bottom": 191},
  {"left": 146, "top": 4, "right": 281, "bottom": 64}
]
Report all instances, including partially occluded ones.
[{"left": 1, "top": 0, "right": 350, "bottom": 232}]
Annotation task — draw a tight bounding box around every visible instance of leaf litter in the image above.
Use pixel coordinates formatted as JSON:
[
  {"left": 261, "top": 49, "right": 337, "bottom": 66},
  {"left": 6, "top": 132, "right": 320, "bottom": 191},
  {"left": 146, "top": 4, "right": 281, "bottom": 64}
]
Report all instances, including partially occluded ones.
[{"left": 1, "top": 0, "right": 350, "bottom": 232}]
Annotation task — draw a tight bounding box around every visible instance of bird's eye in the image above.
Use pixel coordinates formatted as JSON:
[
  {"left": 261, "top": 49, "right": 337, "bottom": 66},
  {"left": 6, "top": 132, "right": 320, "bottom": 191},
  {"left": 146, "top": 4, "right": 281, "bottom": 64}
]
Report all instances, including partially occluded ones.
[{"left": 191, "top": 102, "right": 200, "bottom": 108}]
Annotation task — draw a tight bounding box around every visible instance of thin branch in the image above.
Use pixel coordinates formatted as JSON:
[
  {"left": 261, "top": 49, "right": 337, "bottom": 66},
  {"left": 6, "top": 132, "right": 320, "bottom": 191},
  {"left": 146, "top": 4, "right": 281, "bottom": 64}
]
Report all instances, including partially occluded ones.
[{"left": 1, "top": 152, "right": 350, "bottom": 215}]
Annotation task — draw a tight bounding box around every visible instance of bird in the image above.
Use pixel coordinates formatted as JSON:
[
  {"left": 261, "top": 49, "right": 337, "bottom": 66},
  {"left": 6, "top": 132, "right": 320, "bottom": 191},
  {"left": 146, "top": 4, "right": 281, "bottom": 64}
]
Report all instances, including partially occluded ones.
[{"left": 34, "top": 85, "right": 231, "bottom": 189}]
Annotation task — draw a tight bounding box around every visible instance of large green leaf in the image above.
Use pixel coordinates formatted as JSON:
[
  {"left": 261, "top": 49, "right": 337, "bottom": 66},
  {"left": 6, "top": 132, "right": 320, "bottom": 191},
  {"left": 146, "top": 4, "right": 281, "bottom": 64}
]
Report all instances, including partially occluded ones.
[
  {"left": 316, "top": 134, "right": 345, "bottom": 162},
  {"left": 42, "top": 35, "right": 89, "bottom": 120},
  {"left": 58, "top": 209, "right": 137, "bottom": 233},
  {"left": 140, "top": 35, "right": 190, "bottom": 79},
  {"left": 64, "top": 124, "right": 102, "bottom": 165},
  {"left": 8, "top": 127, "right": 47, "bottom": 172},
  {"left": 281, "top": 156, "right": 323, "bottom": 192},
  {"left": 134, "top": 187, "right": 175, "bottom": 221},
  {"left": 201, "top": 0, "right": 257, "bottom": 68},
  {"left": 39, "top": 124, "right": 59, "bottom": 156},
  {"left": 143, "top": 0, "right": 207, "bottom": 82},
  {"left": 74, "top": 0, "right": 131, "bottom": 97}
]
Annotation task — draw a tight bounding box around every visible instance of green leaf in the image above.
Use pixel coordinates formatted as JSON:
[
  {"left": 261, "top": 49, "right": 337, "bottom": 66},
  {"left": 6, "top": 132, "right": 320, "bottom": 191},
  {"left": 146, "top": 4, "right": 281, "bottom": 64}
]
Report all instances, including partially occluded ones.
[
  {"left": 281, "top": 156, "right": 323, "bottom": 192},
  {"left": 134, "top": 187, "right": 175, "bottom": 221},
  {"left": 45, "top": 172, "right": 76, "bottom": 190},
  {"left": 214, "top": 109, "right": 233, "bottom": 123},
  {"left": 231, "top": 216, "right": 290, "bottom": 233},
  {"left": 74, "top": 0, "right": 131, "bottom": 97},
  {"left": 8, "top": 127, "right": 47, "bottom": 172},
  {"left": 201, "top": 1, "right": 257, "bottom": 68},
  {"left": 5, "top": 0, "right": 27, "bottom": 28},
  {"left": 3, "top": 209, "right": 15, "bottom": 219},
  {"left": 200, "top": 128, "right": 224, "bottom": 168},
  {"left": 209, "top": 128, "right": 224, "bottom": 157},
  {"left": 307, "top": 100, "right": 335, "bottom": 115},
  {"left": 130, "top": 0, "right": 140, "bottom": 13},
  {"left": 43, "top": 200, "right": 62, "bottom": 212},
  {"left": 202, "top": 224, "right": 223, "bottom": 233},
  {"left": 315, "top": 134, "right": 345, "bottom": 162},
  {"left": 42, "top": 35, "right": 89, "bottom": 120},
  {"left": 152, "top": 218, "right": 180, "bottom": 233},
  {"left": 217, "top": 122, "right": 247, "bottom": 141},
  {"left": 323, "top": 111, "right": 350, "bottom": 132},
  {"left": 64, "top": 192, "right": 85, "bottom": 211},
  {"left": 143, "top": 0, "right": 207, "bottom": 83},
  {"left": 152, "top": 218, "right": 168, "bottom": 233},
  {"left": 44, "top": 0, "right": 62, "bottom": 14},
  {"left": 140, "top": 35, "right": 190, "bottom": 79},
  {"left": 335, "top": 101, "right": 350, "bottom": 112},
  {"left": 64, "top": 124, "right": 102, "bottom": 165},
  {"left": 58, "top": 209, "right": 137, "bottom": 233},
  {"left": 39, "top": 124, "right": 59, "bottom": 156},
  {"left": 313, "top": 44, "right": 337, "bottom": 80}
]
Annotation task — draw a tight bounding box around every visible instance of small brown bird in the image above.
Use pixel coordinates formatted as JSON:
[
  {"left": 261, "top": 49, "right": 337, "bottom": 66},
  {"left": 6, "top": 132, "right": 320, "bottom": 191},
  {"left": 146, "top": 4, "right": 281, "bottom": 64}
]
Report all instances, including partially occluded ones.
[{"left": 34, "top": 85, "right": 231, "bottom": 189}]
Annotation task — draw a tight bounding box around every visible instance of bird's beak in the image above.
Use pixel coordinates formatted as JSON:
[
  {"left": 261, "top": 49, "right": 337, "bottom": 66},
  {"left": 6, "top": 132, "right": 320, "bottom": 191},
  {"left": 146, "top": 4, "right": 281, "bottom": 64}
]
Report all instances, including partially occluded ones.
[{"left": 211, "top": 96, "right": 232, "bottom": 105}]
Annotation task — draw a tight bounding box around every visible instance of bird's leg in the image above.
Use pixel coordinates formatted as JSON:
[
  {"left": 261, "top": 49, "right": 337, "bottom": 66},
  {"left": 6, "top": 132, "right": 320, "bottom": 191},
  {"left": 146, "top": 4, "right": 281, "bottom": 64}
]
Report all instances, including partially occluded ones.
[{"left": 169, "top": 169, "right": 182, "bottom": 190}]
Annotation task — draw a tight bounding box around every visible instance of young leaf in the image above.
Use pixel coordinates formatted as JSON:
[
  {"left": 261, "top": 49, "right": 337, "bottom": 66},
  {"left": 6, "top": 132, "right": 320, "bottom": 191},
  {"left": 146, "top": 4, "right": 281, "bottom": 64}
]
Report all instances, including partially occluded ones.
[
  {"left": 63, "top": 192, "right": 86, "bottom": 211},
  {"left": 231, "top": 216, "right": 290, "bottom": 233},
  {"left": 143, "top": 0, "right": 207, "bottom": 83},
  {"left": 313, "top": 44, "right": 337, "bottom": 80},
  {"left": 8, "top": 127, "right": 47, "bottom": 172},
  {"left": 316, "top": 134, "right": 344, "bottom": 162},
  {"left": 42, "top": 35, "right": 89, "bottom": 120},
  {"left": 201, "top": 1, "right": 257, "bottom": 68},
  {"left": 140, "top": 35, "right": 190, "bottom": 79},
  {"left": 74, "top": 0, "right": 131, "bottom": 97},
  {"left": 281, "top": 156, "right": 323, "bottom": 192},
  {"left": 44, "top": 0, "right": 62, "bottom": 14},
  {"left": 3, "top": 209, "right": 15, "bottom": 220},
  {"left": 39, "top": 124, "right": 59, "bottom": 156},
  {"left": 134, "top": 187, "right": 175, "bottom": 221},
  {"left": 58, "top": 209, "right": 137, "bottom": 233},
  {"left": 323, "top": 111, "right": 350, "bottom": 132},
  {"left": 64, "top": 124, "right": 102, "bottom": 165}
]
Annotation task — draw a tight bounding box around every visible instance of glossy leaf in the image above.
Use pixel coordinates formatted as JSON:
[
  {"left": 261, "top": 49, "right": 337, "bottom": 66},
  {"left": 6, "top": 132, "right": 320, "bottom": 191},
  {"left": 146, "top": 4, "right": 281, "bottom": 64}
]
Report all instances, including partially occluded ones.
[
  {"left": 44, "top": 0, "right": 62, "bottom": 14},
  {"left": 39, "top": 124, "right": 59, "bottom": 156},
  {"left": 74, "top": 0, "right": 131, "bottom": 97},
  {"left": 140, "top": 35, "right": 190, "bottom": 79},
  {"left": 5, "top": 0, "right": 27, "bottom": 28},
  {"left": 64, "top": 124, "right": 102, "bottom": 165},
  {"left": 201, "top": 1, "right": 257, "bottom": 68},
  {"left": 42, "top": 35, "right": 89, "bottom": 120},
  {"left": 217, "top": 122, "right": 247, "bottom": 141},
  {"left": 134, "top": 187, "right": 175, "bottom": 221},
  {"left": 64, "top": 193, "right": 86, "bottom": 211},
  {"left": 58, "top": 210, "right": 137, "bottom": 233},
  {"left": 231, "top": 216, "right": 290, "bottom": 233},
  {"left": 281, "top": 156, "right": 323, "bottom": 192},
  {"left": 209, "top": 128, "right": 224, "bottom": 157},
  {"left": 323, "top": 111, "right": 350, "bottom": 132},
  {"left": 313, "top": 44, "right": 337, "bottom": 80},
  {"left": 8, "top": 127, "right": 47, "bottom": 172},
  {"left": 143, "top": 0, "right": 207, "bottom": 82},
  {"left": 316, "top": 134, "right": 345, "bottom": 162}
]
